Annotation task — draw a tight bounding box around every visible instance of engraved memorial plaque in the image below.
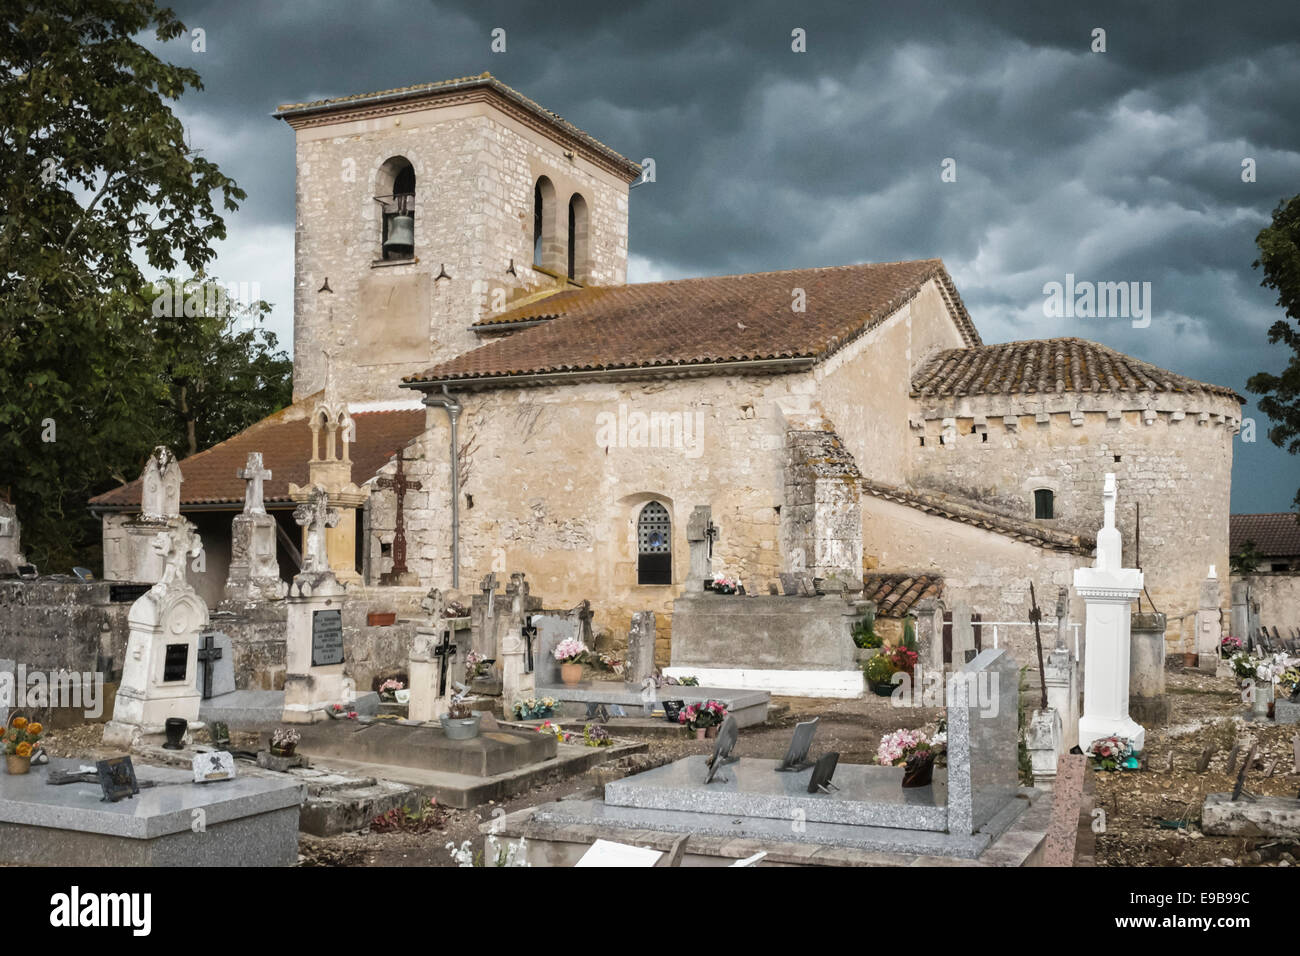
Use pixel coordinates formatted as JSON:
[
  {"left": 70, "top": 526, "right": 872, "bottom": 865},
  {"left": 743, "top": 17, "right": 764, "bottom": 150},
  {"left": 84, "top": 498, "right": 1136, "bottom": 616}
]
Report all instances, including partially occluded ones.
[
  {"left": 163, "top": 643, "right": 188, "bottom": 682},
  {"left": 311, "top": 609, "right": 344, "bottom": 667}
]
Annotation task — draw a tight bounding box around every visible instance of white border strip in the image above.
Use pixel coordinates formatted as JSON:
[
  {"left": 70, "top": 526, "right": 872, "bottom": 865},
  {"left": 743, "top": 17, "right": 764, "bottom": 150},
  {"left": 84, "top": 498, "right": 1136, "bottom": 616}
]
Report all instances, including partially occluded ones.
[{"left": 662, "top": 666, "right": 863, "bottom": 699}]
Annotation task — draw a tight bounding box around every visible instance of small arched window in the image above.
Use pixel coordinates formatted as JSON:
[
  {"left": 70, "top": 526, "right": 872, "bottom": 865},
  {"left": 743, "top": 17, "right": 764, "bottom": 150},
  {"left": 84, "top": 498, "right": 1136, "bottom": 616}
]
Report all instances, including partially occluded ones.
[
  {"left": 533, "top": 176, "right": 557, "bottom": 271},
  {"left": 567, "top": 192, "right": 589, "bottom": 282},
  {"left": 637, "top": 501, "right": 672, "bottom": 585},
  {"left": 377, "top": 157, "right": 415, "bottom": 261},
  {"left": 1034, "top": 489, "right": 1055, "bottom": 520}
]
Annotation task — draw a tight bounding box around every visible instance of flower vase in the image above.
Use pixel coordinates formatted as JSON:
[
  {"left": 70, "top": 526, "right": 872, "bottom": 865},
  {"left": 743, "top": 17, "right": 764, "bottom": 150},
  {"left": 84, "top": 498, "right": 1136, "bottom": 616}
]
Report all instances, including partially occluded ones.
[
  {"left": 5, "top": 754, "right": 31, "bottom": 775},
  {"left": 706, "top": 725, "right": 719, "bottom": 739},
  {"left": 901, "top": 751, "right": 935, "bottom": 788},
  {"left": 560, "top": 662, "right": 583, "bottom": 686},
  {"left": 694, "top": 728, "right": 706, "bottom": 740},
  {"left": 1253, "top": 681, "right": 1274, "bottom": 721}
]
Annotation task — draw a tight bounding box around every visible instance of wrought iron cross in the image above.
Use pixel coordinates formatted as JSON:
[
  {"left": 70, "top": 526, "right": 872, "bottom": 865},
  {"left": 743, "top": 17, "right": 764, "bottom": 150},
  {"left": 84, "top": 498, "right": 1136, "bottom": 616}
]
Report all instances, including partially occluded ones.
[
  {"left": 375, "top": 449, "right": 422, "bottom": 579},
  {"left": 196, "top": 632, "right": 223, "bottom": 700},
  {"left": 705, "top": 520, "right": 719, "bottom": 559},
  {"left": 433, "top": 625, "right": 457, "bottom": 697}
]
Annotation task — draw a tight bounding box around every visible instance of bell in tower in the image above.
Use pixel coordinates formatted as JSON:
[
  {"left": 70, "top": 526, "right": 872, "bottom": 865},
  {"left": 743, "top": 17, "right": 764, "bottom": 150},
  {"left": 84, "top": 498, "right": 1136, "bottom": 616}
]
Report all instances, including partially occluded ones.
[{"left": 381, "top": 162, "right": 416, "bottom": 259}]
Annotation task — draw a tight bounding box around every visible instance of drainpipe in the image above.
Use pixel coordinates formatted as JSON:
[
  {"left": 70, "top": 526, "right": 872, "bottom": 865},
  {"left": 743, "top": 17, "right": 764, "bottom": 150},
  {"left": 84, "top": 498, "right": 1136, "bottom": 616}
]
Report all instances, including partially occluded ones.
[{"left": 421, "top": 385, "right": 462, "bottom": 589}]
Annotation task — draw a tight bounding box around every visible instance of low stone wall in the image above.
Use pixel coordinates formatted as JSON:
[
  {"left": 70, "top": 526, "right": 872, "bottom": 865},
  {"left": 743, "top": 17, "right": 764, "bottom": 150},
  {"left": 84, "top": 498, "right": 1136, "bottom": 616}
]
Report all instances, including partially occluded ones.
[
  {"left": 0, "top": 579, "right": 136, "bottom": 677},
  {"left": 669, "top": 593, "right": 866, "bottom": 671},
  {"left": 1235, "top": 573, "right": 1300, "bottom": 637}
]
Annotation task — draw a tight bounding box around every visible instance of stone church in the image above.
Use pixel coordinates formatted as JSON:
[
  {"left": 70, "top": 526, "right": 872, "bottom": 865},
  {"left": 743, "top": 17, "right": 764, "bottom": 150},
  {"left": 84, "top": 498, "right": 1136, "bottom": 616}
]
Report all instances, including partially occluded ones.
[{"left": 91, "top": 73, "right": 1243, "bottom": 667}]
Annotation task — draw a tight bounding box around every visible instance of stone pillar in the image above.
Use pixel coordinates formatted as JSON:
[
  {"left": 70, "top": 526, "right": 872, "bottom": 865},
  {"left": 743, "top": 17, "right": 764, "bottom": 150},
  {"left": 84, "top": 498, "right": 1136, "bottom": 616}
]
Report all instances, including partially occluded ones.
[
  {"left": 470, "top": 572, "right": 499, "bottom": 659},
  {"left": 1044, "top": 647, "right": 1080, "bottom": 753},
  {"left": 1027, "top": 707, "right": 1063, "bottom": 788},
  {"left": 103, "top": 520, "right": 207, "bottom": 746},
  {"left": 915, "top": 597, "right": 945, "bottom": 674},
  {"left": 1195, "top": 567, "right": 1222, "bottom": 673},
  {"left": 500, "top": 573, "right": 534, "bottom": 704},
  {"left": 685, "top": 506, "right": 714, "bottom": 592},
  {"left": 1129, "top": 612, "right": 1169, "bottom": 725},
  {"left": 281, "top": 488, "right": 348, "bottom": 723},
  {"left": 1075, "top": 473, "right": 1146, "bottom": 752},
  {"left": 626, "top": 611, "right": 656, "bottom": 684},
  {"left": 1230, "top": 578, "right": 1250, "bottom": 644}
]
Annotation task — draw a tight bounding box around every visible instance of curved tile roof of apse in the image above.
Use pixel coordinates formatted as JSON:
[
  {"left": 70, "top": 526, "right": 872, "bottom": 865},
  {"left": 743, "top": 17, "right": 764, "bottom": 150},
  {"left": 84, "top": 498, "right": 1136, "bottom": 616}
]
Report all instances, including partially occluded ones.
[
  {"left": 275, "top": 72, "right": 640, "bottom": 181},
  {"left": 911, "top": 338, "right": 1243, "bottom": 402},
  {"left": 88, "top": 396, "right": 425, "bottom": 510},
  {"left": 405, "top": 259, "right": 979, "bottom": 386}
]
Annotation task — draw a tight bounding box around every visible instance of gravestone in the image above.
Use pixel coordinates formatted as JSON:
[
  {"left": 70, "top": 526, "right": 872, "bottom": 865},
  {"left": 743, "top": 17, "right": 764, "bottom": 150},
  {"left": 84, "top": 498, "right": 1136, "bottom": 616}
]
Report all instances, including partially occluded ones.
[
  {"left": 0, "top": 500, "right": 25, "bottom": 577},
  {"left": 1075, "top": 474, "right": 1146, "bottom": 752},
  {"left": 223, "top": 452, "right": 286, "bottom": 605},
  {"left": 499, "top": 573, "right": 535, "bottom": 704},
  {"left": 626, "top": 611, "right": 656, "bottom": 684},
  {"left": 192, "top": 750, "right": 236, "bottom": 783},
  {"left": 950, "top": 603, "right": 976, "bottom": 664},
  {"left": 807, "top": 752, "right": 840, "bottom": 793},
  {"left": 533, "top": 615, "right": 572, "bottom": 688},
  {"left": 1044, "top": 752, "right": 1087, "bottom": 865},
  {"left": 945, "top": 647, "right": 1020, "bottom": 836},
  {"left": 103, "top": 520, "right": 208, "bottom": 746},
  {"left": 1195, "top": 568, "right": 1222, "bottom": 674},
  {"left": 685, "top": 506, "right": 715, "bottom": 590},
  {"left": 704, "top": 715, "right": 739, "bottom": 784},
  {"left": 281, "top": 487, "right": 347, "bottom": 723},
  {"left": 775, "top": 717, "right": 820, "bottom": 772},
  {"left": 193, "top": 631, "right": 234, "bottom": 700},
  {"left": 410, "top": 588, "right": 456, "bottom": 722}
]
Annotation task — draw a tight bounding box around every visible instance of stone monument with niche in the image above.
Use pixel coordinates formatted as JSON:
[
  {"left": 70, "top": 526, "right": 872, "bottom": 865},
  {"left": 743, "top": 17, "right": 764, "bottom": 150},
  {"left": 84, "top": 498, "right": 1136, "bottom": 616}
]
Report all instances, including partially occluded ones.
[
  {"left": 1074, "top": 474, "right": 1146, "bottom": 752},
  {"left": 281, "top": 486, "right": 348, "bottom": 723},
  {"left": 103, "top": 519, "right": 208, "bottom": 746},
  {"left": 222, "top": 452, "right": 286, "bottom": 606},
  {"left": 107, "top": 446, "right": 185, "bottom": 584}
]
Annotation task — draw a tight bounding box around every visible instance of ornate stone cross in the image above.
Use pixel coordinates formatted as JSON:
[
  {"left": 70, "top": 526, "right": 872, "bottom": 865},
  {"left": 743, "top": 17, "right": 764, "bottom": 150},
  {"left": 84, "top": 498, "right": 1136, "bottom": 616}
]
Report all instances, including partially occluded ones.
[
  {"left": 293, "top": 486, "right": 339, "bottom": 575},
  {"left": 237, "top": 452, "right": 272, "bottom": 516},
  {"left": 375, "top": 449, "right": 422, "bottom": 580},
  {"left": 150, "top": 521, "right": 202, "bottom": 591}
]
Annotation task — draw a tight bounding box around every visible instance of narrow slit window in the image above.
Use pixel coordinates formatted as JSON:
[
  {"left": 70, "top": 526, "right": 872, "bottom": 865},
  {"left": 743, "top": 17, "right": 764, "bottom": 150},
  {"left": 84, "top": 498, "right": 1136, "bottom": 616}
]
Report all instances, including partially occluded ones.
[{"left": 1034, "top": 489, "right": 1055, "bottom": 520}]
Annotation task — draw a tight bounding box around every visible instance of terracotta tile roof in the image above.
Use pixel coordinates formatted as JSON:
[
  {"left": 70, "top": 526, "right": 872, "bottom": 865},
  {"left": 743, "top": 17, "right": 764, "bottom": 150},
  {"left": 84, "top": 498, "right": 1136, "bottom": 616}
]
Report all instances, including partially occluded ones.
[
  {"left": 88, "top": 397, "right": 425, "bottom": 510},
  {"left": 406, "top": 259, "right": 979, "bottom": 386},
  {"left": 1230, "top": 513, "right": 1300, "bottom": 558},
  {"left": 275, "top": 72, "right": 640, "bottom": 180},
  {"left": 862, "top": 572, "right": 944, "bottom": 618},
  {"left": 861, "top": 478, "right": 1095, "bottom": 554},
  {"left": 911, "top": 337, "right": 1243, "bottom": 401}
]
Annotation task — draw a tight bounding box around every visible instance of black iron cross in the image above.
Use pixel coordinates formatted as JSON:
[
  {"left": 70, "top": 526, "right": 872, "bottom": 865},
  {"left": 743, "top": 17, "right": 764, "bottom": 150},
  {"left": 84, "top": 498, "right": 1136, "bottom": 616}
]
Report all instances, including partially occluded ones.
[
  {"left": 705, "top": 520, "right": 719, "bottom": 559},
  {"left": 522, "top": 617, "right": 536, "bottom": 673},
  {"left": 197, "top": 632, "right": 223, "bottom": 700},
  {"left": 433, "top": 626, "right": 456, "bottom": 697}
]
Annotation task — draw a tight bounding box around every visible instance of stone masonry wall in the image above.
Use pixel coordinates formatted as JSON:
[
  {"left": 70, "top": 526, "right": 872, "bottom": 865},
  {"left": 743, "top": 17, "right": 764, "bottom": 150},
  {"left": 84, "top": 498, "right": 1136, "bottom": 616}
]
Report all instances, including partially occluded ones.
[{"left": 290, "top": 101, "right": 630, "bottom": 403}]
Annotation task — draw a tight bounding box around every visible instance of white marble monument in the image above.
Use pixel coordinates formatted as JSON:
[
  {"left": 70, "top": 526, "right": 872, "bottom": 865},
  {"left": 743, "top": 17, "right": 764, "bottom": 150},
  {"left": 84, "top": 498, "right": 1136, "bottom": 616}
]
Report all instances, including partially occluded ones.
[
  {"left": 222, "top": 452, "right": 287, "bottom": 605},
  {"left": 103, "top": 519, "right": 208, "bottom": 745},
  {"left": 1074, "top": 473, "right": 1146, "bottom": 753}
]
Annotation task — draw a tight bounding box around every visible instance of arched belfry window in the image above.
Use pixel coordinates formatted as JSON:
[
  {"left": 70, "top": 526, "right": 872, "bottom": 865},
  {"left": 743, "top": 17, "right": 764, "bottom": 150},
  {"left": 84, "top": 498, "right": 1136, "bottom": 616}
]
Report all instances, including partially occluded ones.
[
  {"left": 376, "top": 157, "right": 415, "bottom": 261},
  {"left": 1034, "top": 488, "right": 1055, "bottom": 520},
  {"left": 637, "top": 501, "right": 672, "bottom": 585},
  {"left": 533, "top": 176, "right": 558, "bottom": 272},
  {"left": 567, "top": 192, "right": 589, "bottom": 282}
]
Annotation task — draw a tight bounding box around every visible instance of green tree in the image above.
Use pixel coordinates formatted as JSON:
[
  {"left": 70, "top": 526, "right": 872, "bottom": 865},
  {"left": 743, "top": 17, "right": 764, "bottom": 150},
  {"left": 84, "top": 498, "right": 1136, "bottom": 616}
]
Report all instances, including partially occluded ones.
[
  {"left": 0, "top": 1, "right": 257, "bottom": 571},
  {"left": 1247, "top": 194, "right": 1300, "bottom": 512}
]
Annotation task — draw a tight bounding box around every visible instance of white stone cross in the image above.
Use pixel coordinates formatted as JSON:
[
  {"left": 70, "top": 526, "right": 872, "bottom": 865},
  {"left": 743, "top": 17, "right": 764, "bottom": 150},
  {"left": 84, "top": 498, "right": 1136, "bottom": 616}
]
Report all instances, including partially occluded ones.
[
  {"left": 237, "top": 452, "right": 272, "bottom": 516},
  {"left": 1095, "top": 473, "right": 1122, "bottom": 571},
  {"left": 293, "top": 487, "right": 339, "bottom": 574}
]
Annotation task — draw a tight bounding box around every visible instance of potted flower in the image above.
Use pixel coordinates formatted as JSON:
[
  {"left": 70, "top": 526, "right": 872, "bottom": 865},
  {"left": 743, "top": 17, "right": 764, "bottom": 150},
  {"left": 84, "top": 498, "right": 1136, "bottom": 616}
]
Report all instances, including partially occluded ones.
[
  {"left": 1085, "top": 735, "right": 1133, "bottom": 771},
  {"left": 3, "top": 715, "right": 42, "bottom": 775},
  {"left": 711, "top": 574, "right": 740, "bottom": 595},
  {"left": 1220, "top": 635, "right": 1243, "bottom": 658},
  {"left": 378, "top": 678, "right": 405, "bottom": 703},
  {"left": 553, "top": 638, "right": 589, "bottom": 686},
  {"left": 876, "top": 725, "right": 944, "bottom": 787},
  {"left": 535, "top": 720, "right": 574, "bottom": 743},
  {"left": 864, "top": 654, "right": 897, "bottom": 696},
  {"left": 440, "top": 698, "right": 482, "bottom": 740},
  {"left": 678, "top": 700, "right": 728, "bottom": 738},
  {"left": 583, "top": 723, "right": 614, "bottom": 747},
  {"left": 270, "top": 727, "right": 300, "bottom": 758}
]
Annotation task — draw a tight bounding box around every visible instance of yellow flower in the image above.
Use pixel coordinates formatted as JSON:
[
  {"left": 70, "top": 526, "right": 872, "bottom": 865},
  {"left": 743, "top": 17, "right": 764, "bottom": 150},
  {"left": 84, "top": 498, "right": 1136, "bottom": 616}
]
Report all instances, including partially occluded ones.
[
  {"left": 26, "top": 723, "right": 41, "bottom": 736},
  {"left": 15, "top": 742, "right": 31, "bottom": 758},
  {"left": 11, "top": 717, "right": 26, "bottom": 730}
]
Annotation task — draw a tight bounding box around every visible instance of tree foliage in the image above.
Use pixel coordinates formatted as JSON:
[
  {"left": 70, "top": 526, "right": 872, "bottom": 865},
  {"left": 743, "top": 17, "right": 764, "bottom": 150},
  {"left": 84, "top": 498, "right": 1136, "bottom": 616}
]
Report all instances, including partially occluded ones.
[
  {"left": 1247, "top": 194, "right": 1300, "bottom": 512},
  {"left": 0, "top": 1, "right": 289, "bottom": 572}
]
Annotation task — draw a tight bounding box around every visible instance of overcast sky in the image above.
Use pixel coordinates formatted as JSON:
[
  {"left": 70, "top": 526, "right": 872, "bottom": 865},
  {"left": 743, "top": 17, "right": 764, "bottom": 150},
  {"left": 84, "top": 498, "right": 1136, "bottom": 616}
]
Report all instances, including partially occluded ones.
[{"left": 145, "top": 0, "right": 1300, "bottom": 514}]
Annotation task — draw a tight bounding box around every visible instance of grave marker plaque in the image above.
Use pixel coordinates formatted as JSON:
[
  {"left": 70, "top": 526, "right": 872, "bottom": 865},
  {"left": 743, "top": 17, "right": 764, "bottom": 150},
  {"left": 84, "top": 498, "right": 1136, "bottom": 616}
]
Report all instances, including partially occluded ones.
[
  {"left": 96, "top": 756, "right": 140, "bottom": 803},
  {"left": 775, "top": 717, "right": 820, "bottom": 772},
  {"left": 162, "top": 643, "right": 188, "bottom": 682},
  {"left": 311, "top": 609, "right": 344, "bottom": 667},
  {"left": 807, "top": 752, "right": 840, "bottom": 793}
]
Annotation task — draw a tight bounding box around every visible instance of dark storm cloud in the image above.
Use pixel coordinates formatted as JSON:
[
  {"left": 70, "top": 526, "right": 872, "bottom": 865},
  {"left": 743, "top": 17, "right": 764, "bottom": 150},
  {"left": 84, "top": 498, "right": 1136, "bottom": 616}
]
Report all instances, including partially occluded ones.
[{"left": 148, "top": 0, "right": 1300, "bottom": 510}]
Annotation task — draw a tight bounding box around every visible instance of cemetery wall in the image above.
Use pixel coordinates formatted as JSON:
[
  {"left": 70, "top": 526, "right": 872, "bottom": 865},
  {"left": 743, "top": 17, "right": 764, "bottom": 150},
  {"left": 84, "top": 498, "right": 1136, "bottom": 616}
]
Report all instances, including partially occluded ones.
[
  {"left": 906, "top": 392, "right": 1241, "bottom": 648},
  {"left": 290, "top": 100, "right": 630, "bottom": 403},
  {"left": 862, "top": 495, "right": 1086, "bottom": 668},
  {"left": 0, "top": 580, "right": 131, "bottom": 677},
  {"left": 211, "top": 605, "right": 287, "bottom": 691},
  {"left": 1233, "top": 572, "right": 1300, "bottom": 635}
]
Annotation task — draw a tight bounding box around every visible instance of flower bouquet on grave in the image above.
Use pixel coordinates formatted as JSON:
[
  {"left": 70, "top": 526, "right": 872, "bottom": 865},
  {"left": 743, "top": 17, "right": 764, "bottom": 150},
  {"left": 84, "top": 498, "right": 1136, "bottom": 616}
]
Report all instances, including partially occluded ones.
[
  {"left": 711, "top": 574, "right": 740, "bottom": 595},
  {"left": 3, "top": 715, "right": 42, "bottom": 775},
  {"left": 464, "top": 651, "right": 492, "bottom": 682},
  {"left": 513, "top": 696, "right": 558, "bottom": 720},
  {"left": 593, "top": 652, "right": 626, "bottom": 677},
  {"left": 863, "top": 654, "right": 899, "bottom": 696},
  {"left": 876, "top": 725, "right": 943, "bottom": 787},
  {"left": 534, "top": 720, "right": 574, "bottom": 743},
  {"left": 583, "top": 723, "right": 614, "bottom": 747},
  {"left": 1230, "top": 651, "right": 1260, "bottom": 681},
  {"left": 269, "top": 727, "right": 300, "bottom": 758},
  {"left": 378, "top": 678, "right": 405, "bottom": 703},
  {"left": 1085, "top": 735, "right": 1134, "bottom": 771},
  {"left": 1220, "top": 635, "right": 1243, "bottom": 658},
  {"left": 678, "top": 700, "right": 728, "bottom": 737},
  {"left": 442, "top": 601, "right": 470, "bottom": 619},
  {"left": 676, "top": 675, "right": 700, "bottom": 687}
]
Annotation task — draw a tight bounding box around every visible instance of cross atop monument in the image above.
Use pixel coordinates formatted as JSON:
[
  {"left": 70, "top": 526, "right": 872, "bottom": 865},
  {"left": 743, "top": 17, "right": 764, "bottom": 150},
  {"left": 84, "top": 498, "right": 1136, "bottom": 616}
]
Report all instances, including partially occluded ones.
[
  {"left": 237, "top": 452, "right": 272, "bottom": 516},
  {"left": 1095, "top": 473, "right": 1122, "bottom": 572},
  {"left": 293, "top": 486, "right": 339, "bottom": 574}
]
